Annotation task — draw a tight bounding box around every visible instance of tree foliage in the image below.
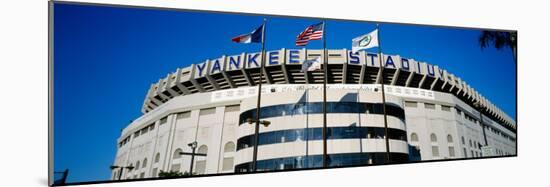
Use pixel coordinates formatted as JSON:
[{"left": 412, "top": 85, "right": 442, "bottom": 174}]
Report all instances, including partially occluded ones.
[
  {"left": 158, "top": 170, "right": 183, "bottom": 177},
  {"left": 479, "top": 31, "right": 517, "bottom": 50},
  {"left": 158, "top": 170, "right": 195, "bottom": 178}
]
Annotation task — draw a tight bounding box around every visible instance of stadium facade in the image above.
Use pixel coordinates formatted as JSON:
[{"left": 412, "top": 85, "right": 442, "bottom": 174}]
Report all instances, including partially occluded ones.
[{"left": 111, "top": 48, "right": 516, "bottom": 180}]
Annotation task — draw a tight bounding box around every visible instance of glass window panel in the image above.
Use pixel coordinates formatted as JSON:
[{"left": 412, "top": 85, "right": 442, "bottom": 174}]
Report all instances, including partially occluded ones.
[{"left": 432, "top": 146, "right": 440, "bottom": 157}]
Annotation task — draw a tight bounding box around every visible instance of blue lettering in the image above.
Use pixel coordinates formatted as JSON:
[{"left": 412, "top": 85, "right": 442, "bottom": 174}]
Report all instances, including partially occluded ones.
[
  {"left": 289, "top": 50, "right": 299, "bottom": 64},
  {"left": 349, "top": 51, "right": 360, "bottom": 64},
  {"left": 438, "top": 68, "right": 445, "bottom": 78},
  {"left": 211, "top": 60, "right": 221, "bottom": 74},
  {"left": 385, "top": 56, "right": 396, "bottom": 68},
  {"left": 229, "top": 56, "right": 241, "bottom": 70},
  {"left": 196, "top": 63, "right": 207, "bottom": 76},
  {"left": 401, "top": 58, "right": 410, "bottom": 71},
  {"left": 247, "top": 53, "right": 259, "bottom": 68},
  {"left": 427, "top": 64, "right": 435, "bottom": 76},
  {"left": 269, "top": 51, "right": 279, "bottom": 65},
  {"left": 367, "top": 53, "right": 378, "bottom": 66}
]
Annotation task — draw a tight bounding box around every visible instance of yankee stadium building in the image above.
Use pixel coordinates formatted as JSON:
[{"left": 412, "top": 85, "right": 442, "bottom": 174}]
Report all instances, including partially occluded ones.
[{"left": 111, "top": 48, "right": 516, "bottom": 179}]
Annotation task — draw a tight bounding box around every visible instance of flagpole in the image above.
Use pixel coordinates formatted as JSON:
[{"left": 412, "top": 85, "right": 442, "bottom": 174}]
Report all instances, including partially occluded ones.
[
  {"left": 251, "top": 18, "right": 267, "bottom": 172},
  {"left": 322, "top": 20, "right": 328, "bottom": 168},
  {"left": 375, "top": 23, "right": 391, "bottom": 163}
]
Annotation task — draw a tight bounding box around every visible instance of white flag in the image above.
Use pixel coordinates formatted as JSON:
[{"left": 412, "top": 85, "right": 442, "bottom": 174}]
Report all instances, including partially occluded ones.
[
  {"left": 352, "top": 29, "right": 379, "bottom": 53},
  {"left": 301, "top": 57, "right": 322, "bottom": 72}
]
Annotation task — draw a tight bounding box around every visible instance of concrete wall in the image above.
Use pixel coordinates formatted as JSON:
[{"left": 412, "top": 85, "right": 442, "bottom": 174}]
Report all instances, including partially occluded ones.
[{"left": 112, "top": 84, "right": 516, "bottom": 179}]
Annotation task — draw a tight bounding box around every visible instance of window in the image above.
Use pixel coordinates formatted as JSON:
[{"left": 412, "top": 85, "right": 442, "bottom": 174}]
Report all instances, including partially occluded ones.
[
  {"left": 195, "top": 160, "right": 207, "bottom": 174},
  {"left": 233, "top": 152, "right": 411, "bottom": 172},
  {"left": 160, "top": 117, "right": 168, "bottom": 125},
  {"left": 471, "top": 150, "right": 474, "bottom": 157},
  {"left": 223, "top": 157, "right": 234, "bottom": 171},
  {"left": 142, "top": 158, "right": 148, "bottom": 169},
  {"left": 432, "top": 146, "right": 440, "bottom": 157},
  {"left": 225, "top": 105, "right": 240, "bottom": 112},
  {"left": 465, "top": 115, "right": 477, "bottom": 123},
  {"left": 404, "top": 101, "right": 418, "bottom": 108},
  {"left": 154, "top": 153, "right": 160, "bottom": 163},
  {"left": 200, "top": 108, "right": 216, "bottom": 116},
  {"left": 135, "top": 161, "right": 140, "bottom": 171},
  {"left": 176, "top": 111, "right": 190, "bottom": 119},
  {"left": 461, "top": 136, "right": 465, "bottom": 145},
  {"left": 196, "top": 145, "right": 208, "bottom": 174},
  {"left": 141, "top": 127, "right": 148, "bottom": 135},
  {"left": 424, "top": 103, "right": 435, "bottom": 109},
  {"left": 152, "top": 168, "right": 158, "bottom": 177},
  {"left": 223, "top": 142, "right": 235, "bottom": 171},
  {"left": 237, "top": 127, "right": 407, "bottom": 150},
  {"left": 173, "top": 148, "right": 182, "bottom": 159},
  {"left": 430, "top": 133, "right": 437, "bottom": 142},
  {"left": 410, "top": 133, "right": 419, "bottom": 142},
  {"left": 441, "top": 105, "right": 451, "bottom": 111},
  {"left": 463, "top": 148, "right": 467, "bottom": 158},
  {"left": 449, "top": 146, "right": 455, "bottom": 157},
  {"left": 171, "top": 164, "right": 181, "bottom": 172},
  {"left": 198, "top": 145, "right": 208, "bottom": 154},
  {"left": 239, "top": 102, "right": 406, "bottom": 125},
  {"left": 469, "top": 139, "right": 472, "bottom": 147},
  {"left": 224, "top": 142, "right": 235, "bottom": 153},
  {"left": 447, "top": 134, "right": 453, "bottom": 143}
]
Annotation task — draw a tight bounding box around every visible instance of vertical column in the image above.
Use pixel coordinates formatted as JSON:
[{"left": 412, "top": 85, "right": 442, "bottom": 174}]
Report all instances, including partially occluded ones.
[{"left": 206, "top": 107, "right": 226, "bottom": 173}]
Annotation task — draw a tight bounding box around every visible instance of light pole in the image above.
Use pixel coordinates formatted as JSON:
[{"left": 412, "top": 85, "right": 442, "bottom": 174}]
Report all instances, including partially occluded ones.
[
  {"left": 246, "top": 117, "right": 271, "bottom": 172},
  {"left": 110, "top": 165, "right": 134, "bottom": 180},
  {"left": 178, "top": 141, "right": 207, "bottom": 176},
  {"left": 473, "top": 102, "right": 488, "bottom": 147},
  {"left": 473, "top": 101, "right": 490, "bottom": 157}
]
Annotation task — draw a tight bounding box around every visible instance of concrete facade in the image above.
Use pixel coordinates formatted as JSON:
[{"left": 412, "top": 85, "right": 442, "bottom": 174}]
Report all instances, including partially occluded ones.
[{"left": 111, "top": 49, "right": 516, "bottom": 180}]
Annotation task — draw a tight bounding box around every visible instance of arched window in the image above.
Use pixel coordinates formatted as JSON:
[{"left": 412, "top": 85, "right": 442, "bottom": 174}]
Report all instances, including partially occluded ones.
[
  {"left": 173, "top": 148, "right": 182, "bottom": 159},
  {"left": 224, "top": 142, "right": 235, "bottom": 153},
  {"left": 195, "top": 145, "right": 208, "bottom": 174},
  {"left": 430, "top": 133, "right": 437, "bottom": 142},
  {"left": 410, "top": 133, "right": 419, "bottom": 142},
  {"left": 154, "top": 153, "right": 160, "bottom": 163},
  {"left": 447, "top": 134, "right": 453, "bottom": 143},
  {"left": 142, "top": 158, "right": 148, "bottom": 169},
  {"left": 198, "top": 145, "right": 208, "bottom": 154},
  {"left": 461, "top": 136, "right": 465, "bottom": 144},
  {"left": 223, "top": 142, "right": 235, "bottom": 171}
]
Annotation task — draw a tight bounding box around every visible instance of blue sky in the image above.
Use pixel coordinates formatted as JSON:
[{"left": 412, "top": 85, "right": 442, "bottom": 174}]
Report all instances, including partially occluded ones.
[{"left": 53, "top": 3, "right": 516, "bottom": 183}]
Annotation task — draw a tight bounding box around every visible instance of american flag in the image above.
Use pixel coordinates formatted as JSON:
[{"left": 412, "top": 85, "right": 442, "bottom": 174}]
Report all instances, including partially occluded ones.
[{"left": 295, "top": 22, "right": 324, "bottom": 46}]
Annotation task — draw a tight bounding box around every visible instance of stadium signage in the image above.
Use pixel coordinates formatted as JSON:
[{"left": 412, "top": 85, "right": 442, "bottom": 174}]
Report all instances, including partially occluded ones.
[{"left": 194, "top": 49, "right": 447, "bottom": 81}]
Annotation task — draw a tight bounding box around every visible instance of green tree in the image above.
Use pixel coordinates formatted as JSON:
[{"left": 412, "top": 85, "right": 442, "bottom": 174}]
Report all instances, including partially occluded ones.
[
  {"left": 157, "top": 170, "right": 196, "bottom": 178},
  {"left": 478, "top": 30, "right": 517, "bottom": 62},
  {"left": 158, "top": 170, "right": 183, "bottom": 177}
]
